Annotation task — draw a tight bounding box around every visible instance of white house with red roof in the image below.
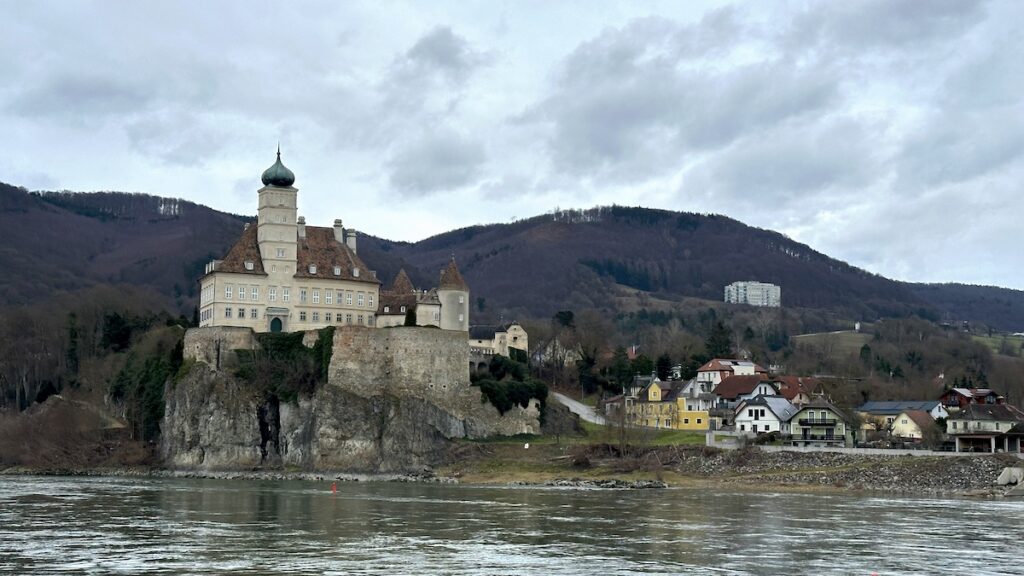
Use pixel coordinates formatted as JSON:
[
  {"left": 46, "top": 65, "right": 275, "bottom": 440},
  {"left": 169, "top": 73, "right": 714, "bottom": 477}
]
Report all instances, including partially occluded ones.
[{"left": 696, "top": 359, "right": 767, "bottom": 389}]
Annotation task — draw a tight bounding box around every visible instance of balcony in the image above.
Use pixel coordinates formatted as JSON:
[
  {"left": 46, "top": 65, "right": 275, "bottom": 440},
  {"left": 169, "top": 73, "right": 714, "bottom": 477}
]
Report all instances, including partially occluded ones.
[
  {"left": 797, "top": 433, "right": 841, "bottom": 442},
  {"left": 798, "top": 418, "right": 838, "bottom": 426}
]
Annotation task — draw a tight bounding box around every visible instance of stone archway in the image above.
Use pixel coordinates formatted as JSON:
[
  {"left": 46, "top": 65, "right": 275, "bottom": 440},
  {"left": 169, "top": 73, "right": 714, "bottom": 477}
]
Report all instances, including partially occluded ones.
[{"left": 270, "top": 317, "right": 283, "bottom": 333}]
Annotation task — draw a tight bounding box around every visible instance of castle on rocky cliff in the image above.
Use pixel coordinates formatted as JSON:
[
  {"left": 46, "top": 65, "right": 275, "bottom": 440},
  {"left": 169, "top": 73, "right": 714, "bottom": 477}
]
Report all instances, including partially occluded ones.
[{"left": 198, "top": 149, "right": 469, "bottom": 333}]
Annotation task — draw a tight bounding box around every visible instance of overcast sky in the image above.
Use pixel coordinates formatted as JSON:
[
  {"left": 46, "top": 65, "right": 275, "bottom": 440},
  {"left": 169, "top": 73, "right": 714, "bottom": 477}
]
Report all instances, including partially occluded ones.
[{"left": 4, "top": 1, "right": 1023, "bottom": 289}]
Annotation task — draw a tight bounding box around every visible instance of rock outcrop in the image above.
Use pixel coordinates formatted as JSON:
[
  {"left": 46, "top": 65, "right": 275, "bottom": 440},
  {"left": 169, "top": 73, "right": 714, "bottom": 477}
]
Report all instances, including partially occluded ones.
[{"left": 161, "top": 326, "right": 541, "bottom": 472}]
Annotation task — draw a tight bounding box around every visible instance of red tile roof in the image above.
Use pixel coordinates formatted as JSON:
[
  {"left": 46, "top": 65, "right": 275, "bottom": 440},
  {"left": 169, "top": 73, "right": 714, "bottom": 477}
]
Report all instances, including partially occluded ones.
[
  {"left": 294, "top": 226, "right": 378, "bottom": 284},
  {"left": 211, "top": 224, "right": 266, "bottom": 276},
  {"left": 439, "top": 259, "right": 469, "bottom": 290},
  {"left": 715, "top": 375, "right": 777, "bottom": 401}
]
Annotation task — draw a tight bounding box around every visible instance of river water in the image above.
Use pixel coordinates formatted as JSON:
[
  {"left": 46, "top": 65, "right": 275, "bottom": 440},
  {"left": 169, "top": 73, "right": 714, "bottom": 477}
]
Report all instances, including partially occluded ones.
[{"left": 1, "top": 476, "right": 1021, "bottom": 575}]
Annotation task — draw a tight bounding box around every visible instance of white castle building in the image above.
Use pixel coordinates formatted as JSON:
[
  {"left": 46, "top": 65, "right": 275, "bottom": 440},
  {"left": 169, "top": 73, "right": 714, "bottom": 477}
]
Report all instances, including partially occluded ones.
[
  {"left": 724, "top": 280, "right": 781, "bottom": 308},
  {"left": 198, "top": 150, "right": 469, "bottom": 333}
]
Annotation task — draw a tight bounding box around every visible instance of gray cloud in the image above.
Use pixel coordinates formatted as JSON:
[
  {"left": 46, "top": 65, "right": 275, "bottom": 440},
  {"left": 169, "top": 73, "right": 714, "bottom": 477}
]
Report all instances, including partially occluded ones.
[
  {"left": 523, "top": 14, "right": 840, "bottom": 182},
  {"left": 386, "top": 129, "right": 487, "bottom": 196},
  {"left": 8, "top": 73, "right": 152, "bottom": 124}
]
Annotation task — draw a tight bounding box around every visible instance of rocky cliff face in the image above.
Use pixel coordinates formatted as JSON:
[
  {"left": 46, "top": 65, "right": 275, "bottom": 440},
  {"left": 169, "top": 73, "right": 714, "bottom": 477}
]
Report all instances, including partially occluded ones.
[{"left": 161, "top": 326, "right": 540, "bottom": 472}]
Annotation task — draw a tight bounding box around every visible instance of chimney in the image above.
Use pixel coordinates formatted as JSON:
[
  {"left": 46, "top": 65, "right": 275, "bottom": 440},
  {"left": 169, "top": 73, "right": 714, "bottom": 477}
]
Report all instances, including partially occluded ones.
[
  {"left": 333, "top": 219, "right": 344, "bottom": 244},
  {"left": 297, "top": 216, "right": 306, "bottom": 239},
  {"left": 345, "top": 229, "right": 357, "bottom": 254}
]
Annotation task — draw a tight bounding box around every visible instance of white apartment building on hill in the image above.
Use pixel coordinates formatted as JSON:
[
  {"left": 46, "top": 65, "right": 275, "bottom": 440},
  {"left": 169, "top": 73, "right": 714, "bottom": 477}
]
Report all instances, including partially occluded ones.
[{"left": 724, "top": 281, "right": 781, "bottom": 307}]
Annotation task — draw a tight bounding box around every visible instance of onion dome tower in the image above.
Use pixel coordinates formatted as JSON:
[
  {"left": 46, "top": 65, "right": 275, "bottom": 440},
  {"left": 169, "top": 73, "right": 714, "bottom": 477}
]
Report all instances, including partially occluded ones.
[{"left": 261, "top": 146, "right": 296, "bottom": 188}]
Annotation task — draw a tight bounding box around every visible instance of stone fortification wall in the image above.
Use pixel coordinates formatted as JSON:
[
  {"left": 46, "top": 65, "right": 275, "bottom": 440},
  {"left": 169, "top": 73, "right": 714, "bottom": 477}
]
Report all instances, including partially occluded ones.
[
  {"left": 183, "top": 326, "right": 256, "bottom": 371},
  {"left": 329, "top": 325, "right": 539, "bottom": 437},
  {"left": 162, "top": 326, "right": 539, "bottom": 471}
]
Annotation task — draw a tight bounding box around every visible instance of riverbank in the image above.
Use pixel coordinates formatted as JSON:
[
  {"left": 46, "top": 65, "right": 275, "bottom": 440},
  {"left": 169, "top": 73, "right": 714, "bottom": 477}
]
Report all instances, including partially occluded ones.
[
  {"left": 3, "top": 443, "right": 1021, "bottom": 497},
  {"left": 439, "top": 441, "right": 1024, "bottom": 497}
]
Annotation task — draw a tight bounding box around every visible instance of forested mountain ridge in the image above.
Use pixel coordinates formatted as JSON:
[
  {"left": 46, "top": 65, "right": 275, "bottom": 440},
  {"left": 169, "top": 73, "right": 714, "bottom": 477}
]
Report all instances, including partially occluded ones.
[
  {"left": 0, "top": 182, "right": 247, "bottom": 308},
  {"left": 3, "top": 182, "right": 1024, "bottom": 331}
]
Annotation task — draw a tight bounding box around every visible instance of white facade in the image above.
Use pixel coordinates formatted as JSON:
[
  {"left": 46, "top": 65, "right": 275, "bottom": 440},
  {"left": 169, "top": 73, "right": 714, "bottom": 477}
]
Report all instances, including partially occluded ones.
[
  {"left": 735, "top": 397, "right": 797, "bottom": 435},
  {"left": 199, "top": 153, "right": 382, "bottom": 333},
  {"left": 724, "top": 281, "right": 781, "bottom": 307}
]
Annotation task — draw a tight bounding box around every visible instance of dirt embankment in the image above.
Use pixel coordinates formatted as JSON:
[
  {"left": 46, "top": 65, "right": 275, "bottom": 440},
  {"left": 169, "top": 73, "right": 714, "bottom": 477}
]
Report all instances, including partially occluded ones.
[{"left": 444, "top": 442, "right": 1021, "bottom": 495}]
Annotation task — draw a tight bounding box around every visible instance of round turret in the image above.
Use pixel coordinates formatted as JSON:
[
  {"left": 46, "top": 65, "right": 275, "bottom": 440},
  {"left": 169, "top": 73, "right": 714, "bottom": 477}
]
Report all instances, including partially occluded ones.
[{"left": 261, "top": 148, "right": 295, "bottom": 187}]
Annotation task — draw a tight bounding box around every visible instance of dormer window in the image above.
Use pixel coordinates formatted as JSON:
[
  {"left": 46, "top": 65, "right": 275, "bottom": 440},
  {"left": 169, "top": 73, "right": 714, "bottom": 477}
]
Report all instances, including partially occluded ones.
[
  {"left": 333, "top": 266, "right": 341, "bottom": 276},
  {"left": 400, "top": 306, "right": 406, "bottom": 313},
  {"left": 309, "top": 265, "right": 317, "bottom": 274},
  {"left": 353, "top": 267, "right": 360, "bottom": 277},
  {"left": 244, "top": 261, "right": 254, "bottom": 271},
  {"left": 384, "top": 306, "right": 390, "bottom": 313}
]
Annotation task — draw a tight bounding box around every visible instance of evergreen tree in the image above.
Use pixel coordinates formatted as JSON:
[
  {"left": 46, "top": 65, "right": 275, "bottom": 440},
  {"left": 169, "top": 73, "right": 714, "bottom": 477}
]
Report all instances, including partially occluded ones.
[
  {"left": 630, "top": 354, "right": 654, "bottom": 377},
  {"left": 610, "top": 346, "right": 631, "bottom": 387},
  {"left": 66, "top": 312, "right": 80, "bottom": 377},
  {"left": 705, "top": 321, "right": 733, "bottom": 358},
  {"left": 656, "top": 352, "right": 673, "bottom": 380}
]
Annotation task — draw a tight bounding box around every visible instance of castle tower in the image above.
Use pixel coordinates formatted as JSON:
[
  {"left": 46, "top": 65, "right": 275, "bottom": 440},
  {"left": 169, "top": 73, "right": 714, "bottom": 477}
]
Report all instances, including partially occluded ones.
[
  {"left": 437, "top": 257, "right": 469, "bottom": 331},
  {"left": 257, "top": 148, "right": 299, "bottom": 282}
]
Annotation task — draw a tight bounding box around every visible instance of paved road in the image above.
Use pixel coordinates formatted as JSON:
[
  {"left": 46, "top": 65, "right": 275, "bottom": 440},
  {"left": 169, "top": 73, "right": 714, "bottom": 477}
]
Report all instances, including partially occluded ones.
[{"left": 551, "top": 391, "right": 606, "bottom": 425}]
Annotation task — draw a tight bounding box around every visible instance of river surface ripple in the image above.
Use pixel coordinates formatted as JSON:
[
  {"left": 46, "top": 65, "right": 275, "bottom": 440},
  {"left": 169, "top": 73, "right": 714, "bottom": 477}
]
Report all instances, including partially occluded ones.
[{"left": 0, "top": 476, "right": 1022, "bottom": 575}]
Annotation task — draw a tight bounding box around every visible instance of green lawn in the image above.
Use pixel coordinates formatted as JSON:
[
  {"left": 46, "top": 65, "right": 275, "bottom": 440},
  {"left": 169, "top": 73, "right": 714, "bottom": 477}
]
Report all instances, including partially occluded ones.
[
  {"left": 971, "top": 334, "right": 1024, "bottom": 357},
  {"left": 466, "top": 421, "right": 707, "bottom": 447},
  {"left": 791, "top": 331, "right": 872, "bottom": 356}
]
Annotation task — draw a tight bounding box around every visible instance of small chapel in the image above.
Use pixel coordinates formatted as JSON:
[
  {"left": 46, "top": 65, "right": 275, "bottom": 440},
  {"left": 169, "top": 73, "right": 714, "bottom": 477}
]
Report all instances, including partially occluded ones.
[{"left": 198, "top": 150, "right": 469, "bottom": 333}]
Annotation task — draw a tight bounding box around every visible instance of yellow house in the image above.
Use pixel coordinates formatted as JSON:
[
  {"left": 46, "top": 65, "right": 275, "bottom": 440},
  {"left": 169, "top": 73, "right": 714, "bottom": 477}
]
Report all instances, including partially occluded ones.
[
  {"left": 624, "top": 378, "right": 709, "bottom": 431},
  {"left": 674, "top": 402, "right": 710, "bottom": 431},
  {"left": 890, "top": 410, "right": 936, "bottom": 440}
]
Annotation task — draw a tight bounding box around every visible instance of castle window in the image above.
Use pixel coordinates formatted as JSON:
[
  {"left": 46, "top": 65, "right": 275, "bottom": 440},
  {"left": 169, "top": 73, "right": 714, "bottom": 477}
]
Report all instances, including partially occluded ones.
[
  {"left": 368, "top": 316, "right": 374, "bottom": 326},
  {"left": 251, "top": 287, "right": 259, "bottom": 301},
  {"left": 250, "top": 308, "right": 257, "bottom": 319},
  {"left": 272, "top": 265, "right": 277, "bottom": 273},
  {"left": 353, "top": 267, "right": 360, "bottom": 277},
  {"left": 312, "top": 312, "right": 320, "bottom": 322},
  {"left": 309, "top": 265, "right": 317, "bottom": 274},
  {"left": 325, "top": 291, "right": 333, "bottom": 304},
  {"left": 358, "top": 315, "right": 364, "bottom": 325},
  {"left": 434, "top": 312, "right": 439, "bottom": 321},
  {"left": 299, "top": 311, "right": 307, "bottom": 322},
  {"left": 346, "top": 314, "right": 352, "bottom": 324},
  {"left": 277, "top": 248, "right": 285, "bottom": 258},
  {"left": 225, "top": 307, "right": 232, "bottom": 318},
  {"left": 225, "top": 285, "right": 232, "bottom": 299},
  {"left": 238, "top": 308, "right": 245, "bottom": 318},
  {"left": 345, "top": 292, "right": 353, "bottom": 306},
  {"left": 384, "top": 306, "right": 390, "bottom": 313},
  {"left": 300, "top": 289, "right": 307, "bottom": 303},
  {"left": 357, "top": 293, "right": 364, "bottom": 307},
  {"left": 459, "top": 295, "right": 464, "bottom": 304},
  {"left": 238, "top": 287, "right": 246, "bottom": 300},
  {"left": 458, "top": 313, "right": 464, "bottom": 323},
  {"left": 269, "top": 287, "right": 277, "bottom": 302},
  {"left": 333, "top": 266, "right": 341, "bottom": 276},
  {"left": 368, "top": 295, "right": 374, "bottom": 308},
  {"left": 313, "top": 289, "right": 320, "bottom": 304},
  {"left": 282, "top": 288, "right": 290, "bottom": 302},
  {"left": 325, "top": 313, "right": 332, "bottom": 322}
]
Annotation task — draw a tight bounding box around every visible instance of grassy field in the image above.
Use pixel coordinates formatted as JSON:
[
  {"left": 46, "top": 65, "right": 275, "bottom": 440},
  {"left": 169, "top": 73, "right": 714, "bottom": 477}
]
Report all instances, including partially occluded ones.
[
  {"left": 791, "top": 330, "right": 872, "bottom": 356},
  {"left": 971, "top": 334, "right": 1024, "bottom": 357}
]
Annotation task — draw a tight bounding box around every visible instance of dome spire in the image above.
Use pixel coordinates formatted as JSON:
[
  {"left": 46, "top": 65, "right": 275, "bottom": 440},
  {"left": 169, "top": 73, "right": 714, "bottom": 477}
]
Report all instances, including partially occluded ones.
[{"left": 261, "top": 146, "right": 295, "bottom": 187}]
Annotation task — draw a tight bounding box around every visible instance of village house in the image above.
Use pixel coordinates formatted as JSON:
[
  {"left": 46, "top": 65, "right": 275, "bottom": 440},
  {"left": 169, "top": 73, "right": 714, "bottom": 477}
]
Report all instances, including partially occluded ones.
[
  {"left": 695, "top": 359, "right": 767, "bottom": 389},
  {"left": 939, "top": 387, "right": 1005, "bottom": 412},
  {"left": 469, "top": 322, "right": 529, "bottom": 359},
  {"left": 946, "top": 404, "right": 1024, "bottom": 453},
  {"left": 713, "top": 375, "right": 781, "bottom": 409},
  {"left": 735, "top": 395, "right": 798, "bottom": 436},
  {"left": 774, "top": 376, "right": 817, "bottom": 406},
  {"left": 858, "top": 400, "right": 949, "bottom": 435},
  {"left": 788, "top": 399, "right": 851, "bottom": 447},
  {"left": 889, "top": 410, "right": 939, "bottom": 441}
]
